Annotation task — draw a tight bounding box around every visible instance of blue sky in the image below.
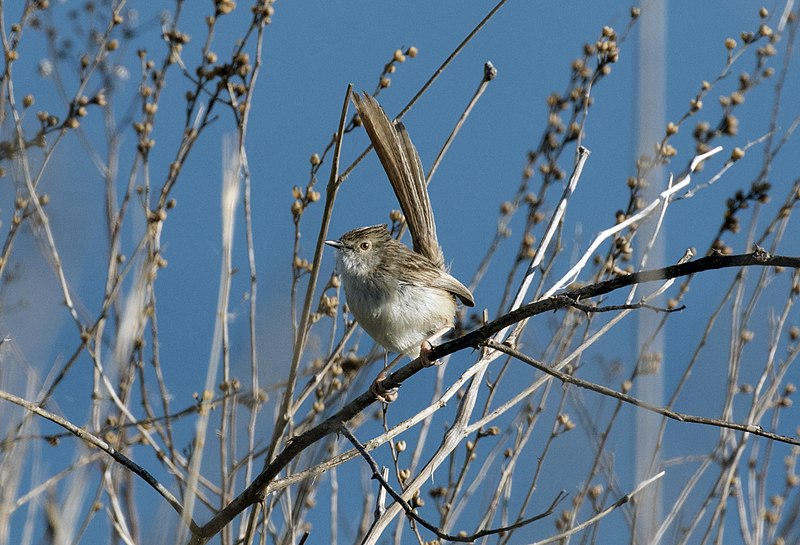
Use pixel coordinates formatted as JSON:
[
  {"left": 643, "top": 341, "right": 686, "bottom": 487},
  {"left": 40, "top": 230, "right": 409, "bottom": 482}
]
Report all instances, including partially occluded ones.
[{"left": 3, "top": 1, "right": 800, "bottom": 544}]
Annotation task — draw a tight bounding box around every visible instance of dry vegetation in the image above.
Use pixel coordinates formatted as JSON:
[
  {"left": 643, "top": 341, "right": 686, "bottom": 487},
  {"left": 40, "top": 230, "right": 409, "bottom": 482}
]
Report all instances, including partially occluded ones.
[{"left": 1, "top": 1, "right": 800, "bottom": 545}]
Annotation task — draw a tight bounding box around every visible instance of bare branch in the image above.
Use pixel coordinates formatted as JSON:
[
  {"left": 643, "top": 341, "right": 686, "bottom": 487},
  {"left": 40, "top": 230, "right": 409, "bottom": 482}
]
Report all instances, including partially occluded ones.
[
  {"left": 339, "top": 424, "right": 565, "bottom": 542},
  {"left": 483, "top": 340, "right": 800, "bottom": 446},
  {"left": 0, "top": 389, "right": 198, "bottom": 533}
]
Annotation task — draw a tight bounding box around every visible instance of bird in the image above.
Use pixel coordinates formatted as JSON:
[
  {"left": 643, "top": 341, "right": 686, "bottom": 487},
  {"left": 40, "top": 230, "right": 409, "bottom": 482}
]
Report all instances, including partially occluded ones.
[{"left": 325, "top": 92, "right": 474, "bottom": 365}]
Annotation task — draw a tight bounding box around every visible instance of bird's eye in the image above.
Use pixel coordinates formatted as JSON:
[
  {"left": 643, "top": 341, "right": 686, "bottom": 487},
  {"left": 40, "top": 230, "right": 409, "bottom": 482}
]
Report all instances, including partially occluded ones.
[{"left": 360, "top": 241, "right": 370, "bottom": 250}]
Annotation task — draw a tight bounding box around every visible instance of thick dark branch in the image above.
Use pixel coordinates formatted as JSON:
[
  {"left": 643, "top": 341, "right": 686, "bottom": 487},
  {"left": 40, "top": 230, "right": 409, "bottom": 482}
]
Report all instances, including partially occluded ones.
[
  {"left": 569, "top": 248, "right": 792, "bottom": 301},
  {"left": 566, "top": 299, "right": 685, "bottom": 314},
  {"left": 426, "top": 250, "right": 797, "bottom": 365},
  {"left": 185, "top": 250, "right": 798, "bottom": 543}
]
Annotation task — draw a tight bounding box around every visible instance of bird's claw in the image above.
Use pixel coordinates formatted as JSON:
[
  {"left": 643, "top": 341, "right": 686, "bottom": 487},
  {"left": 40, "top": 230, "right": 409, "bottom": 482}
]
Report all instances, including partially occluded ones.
[
  {"left": 420, "top": 340, "right": 437, "bottom": 367},
  {"left": 371, "top": 369, "right": 398, "bottom": 403}
]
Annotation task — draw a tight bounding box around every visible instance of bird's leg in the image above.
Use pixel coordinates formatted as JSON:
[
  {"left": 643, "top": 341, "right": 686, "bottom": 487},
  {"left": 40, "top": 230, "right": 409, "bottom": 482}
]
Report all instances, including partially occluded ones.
[
  {"left": 371, "top": 351, "right": 402, "bottom": 403},
  {"left": 419, "top": 340, "right": 434, "bottom": 367},
  {"left": 419, "top": 326, "right": 452, "bottom": 367}
]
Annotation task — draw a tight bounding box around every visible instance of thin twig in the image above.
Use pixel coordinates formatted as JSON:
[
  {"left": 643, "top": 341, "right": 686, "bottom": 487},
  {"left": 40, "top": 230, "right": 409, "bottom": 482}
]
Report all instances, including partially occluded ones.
[
  {"left": 266, "top": 84, "right": 354, "bottom": 464},
  {"left": 532, "top": 471, "right": 665, "bottom": 544},
  {"left": 339, "top": 424, "right": 564, "bottom": 542},
  {"left": 0, "top": 388, "right": 197, "bottom": 532},
  {"left": 544, "top": 146, "right": 723, "bottom": 297},
  {"left": 339, "top": 0, "right": 511, "bottom": 184},
  {"left": 483, "top": 340, "right": 800, "bottom": 446},
  {"left": 426, "top": 61, "right": 497, "bottom": 185}
]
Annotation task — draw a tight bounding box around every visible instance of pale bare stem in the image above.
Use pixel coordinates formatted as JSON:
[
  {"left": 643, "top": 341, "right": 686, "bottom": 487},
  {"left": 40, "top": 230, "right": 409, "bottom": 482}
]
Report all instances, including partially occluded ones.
[
  {"left": 651, "top": 270, "right": 750, "bottom": 545},
  {"left": 238, "top": 146, "right": 263, "bottom": 545},
  {"left": 680, "top": 133, "right": 771, "bottom": 199},
  {"left": 565, "top": 394, "right": 626, "bottom": 541},
  {"left": 362, "top": 353, "right": 494, "bottom": 543},
  {"left": 651, "top": 456, "right": 715, "bottom": 545},
  {"left": 631, "top": 172, "right": 676, "bottom": 298},
  {"left": 462, "top": 393, "right": 552, "bottom": 535},
  {"left": 9, "top": 108, "right": 82, "bottom": 332},
  {"left": 0, "top": 347, "right": 38, "bottom": 544},
  {"left": 228, "top": 35, "right": 267, "bottom": 515},
  {"left": 746, "top": 296, "right": 798, "bottom": 426},
  {"left": 12, "top": 452, "right": 102, "bottom": 513},
  {"left": 720, "top": 244, "right": 756, "bottom": 427},
  {"left": 387, "top": 366, "right": 446, "bottom": 545},
  {"left": 496, "top": 386, "right": 554, "bottom": 545},
  {"left": 330, "top": 464, "right": 339, "bottom": 545},
  {"left": 442, "top": 405, "right": 499, "bottom": 524},
  {"left": 533, "top": 472, "right": 665, "bottom": 545},
  {"left": 745, "top": 440, "right": 761, "bottom": 544},
  {"left": 545, "top": 146, "right": 723, "bottom": 299},
  {"left": 646, "top": 285, "right": 733, "bottom": 452},
  {"left": 176, "top": 134, "right": 241, "bottom": 543},
  {"left": 504, "top": 146, "right": 590, "bottom": 342},
  {"left": 426, "top": 61, "right": 497, "bottom": 185},
  {"left": 147, "top": 294, "right": 181, "bottom": 461},
  {"left": 289, "top": 323, "right": 357, "bottom": 415},
  {"left": 379, "top": 408, "right": 403, "bottom": 510},
  {"left": 407, "top": 363, "right": 446, "bottom": 476},
  {"left": 751, "top": 412, "right": 776, "bottom": 544},
  {"left": 693, "top": 443, "right": 753, "bottom": 544},
  {"left": 103, "top": 466, "right": 137, "bottom": 545},
  {"left": 221, "top": 136, "right": 244, "bottom": 545},
  {"left": 770, "top": 108, "right": 800, "bottom": 158},
  {"left": 232, "top": 22, "right": 269, "bottom": 534},
  {"left": 759, "top": 4, "right": 798, "bottom": 169},
  {"left": 266, "top": 84, "right": 352, "bottom": 463}
]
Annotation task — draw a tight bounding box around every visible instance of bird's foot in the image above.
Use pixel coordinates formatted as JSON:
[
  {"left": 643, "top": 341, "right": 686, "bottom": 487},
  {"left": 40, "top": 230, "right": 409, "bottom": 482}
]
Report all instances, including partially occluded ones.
[
  {"left": 420, "top": 340, "right": 436, "bottom": 367},
  {"left": 370, "top": 369, "right": 398, "bottom": 403}
]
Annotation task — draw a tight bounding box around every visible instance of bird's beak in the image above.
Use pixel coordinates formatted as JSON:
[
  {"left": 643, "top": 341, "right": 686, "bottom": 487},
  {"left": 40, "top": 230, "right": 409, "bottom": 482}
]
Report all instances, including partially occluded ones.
[{"left": 324, "top": 240, "right": 343, "bottom": 250}]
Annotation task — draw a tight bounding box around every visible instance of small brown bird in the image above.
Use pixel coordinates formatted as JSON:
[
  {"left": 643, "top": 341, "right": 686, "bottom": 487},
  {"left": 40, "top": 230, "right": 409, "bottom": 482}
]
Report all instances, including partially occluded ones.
[{"left": 325, "top": 93, "right": 474, "bottom": 362}]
